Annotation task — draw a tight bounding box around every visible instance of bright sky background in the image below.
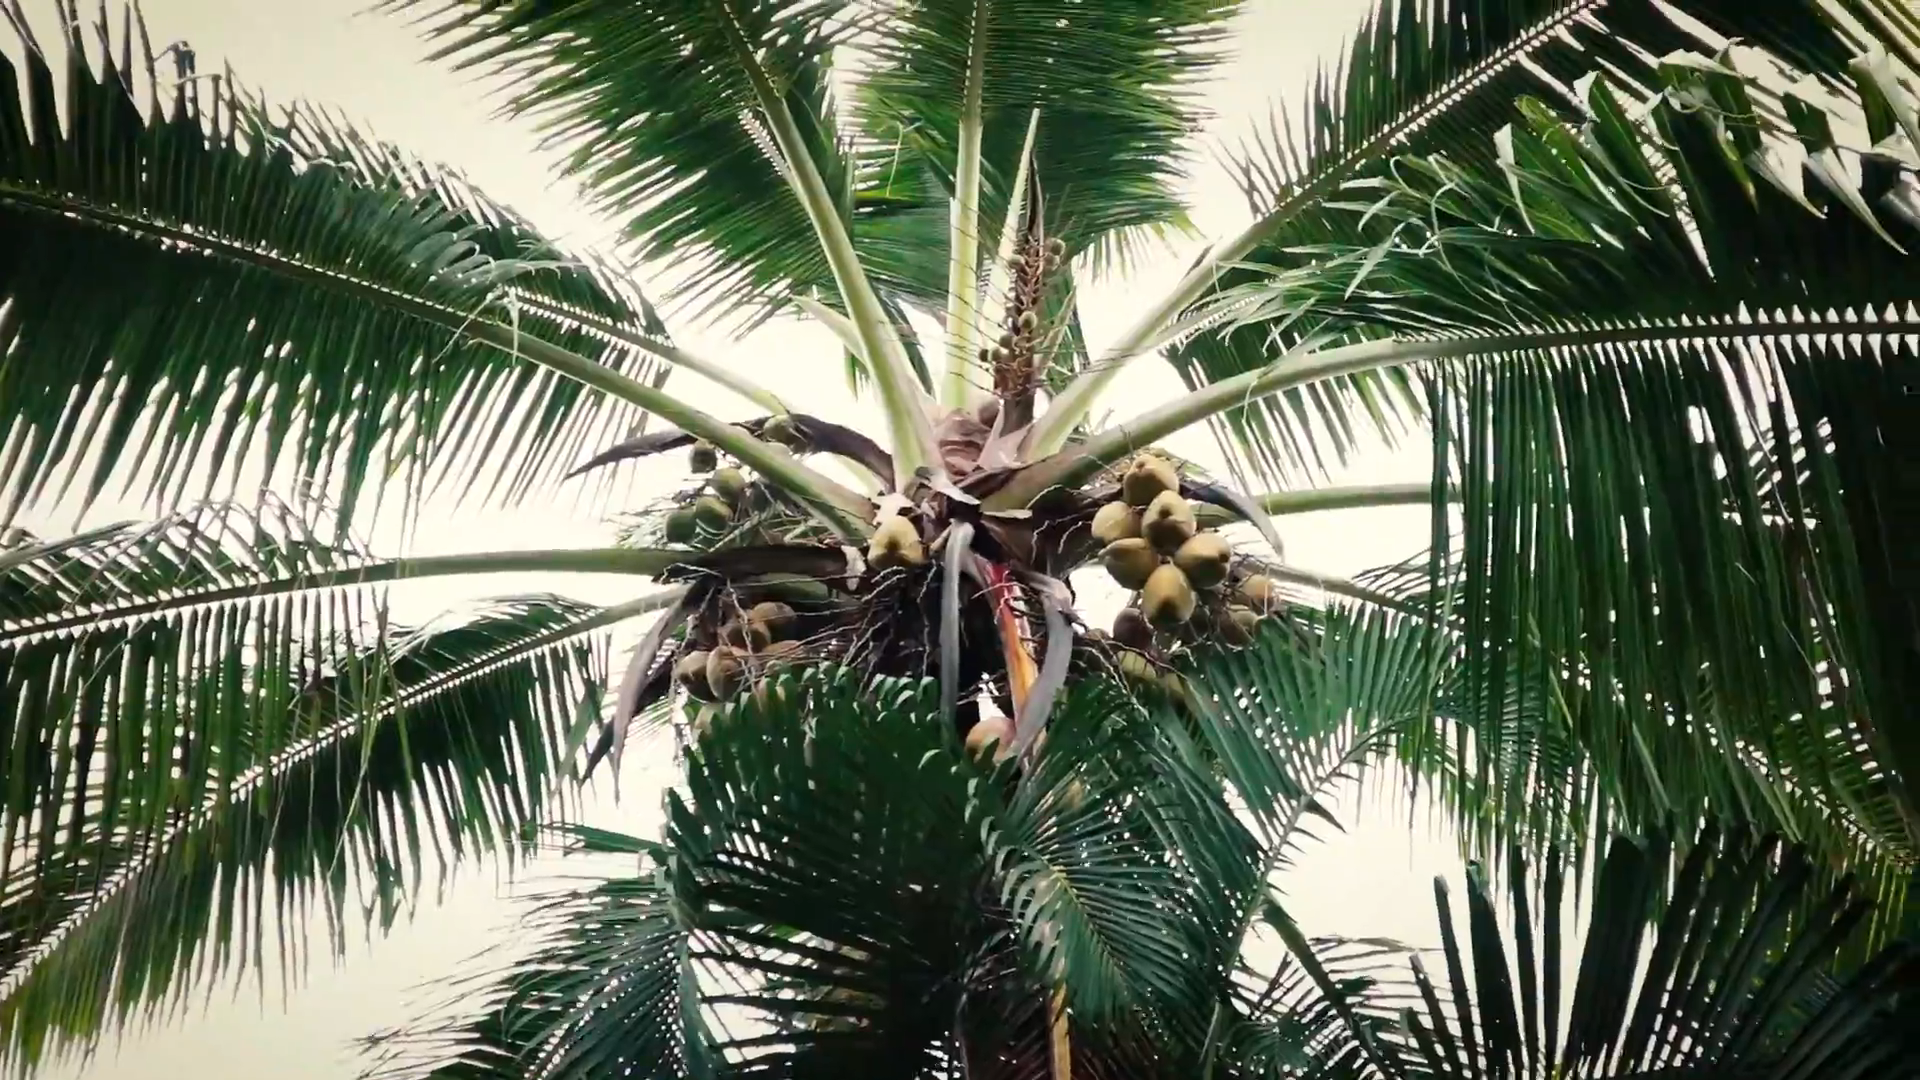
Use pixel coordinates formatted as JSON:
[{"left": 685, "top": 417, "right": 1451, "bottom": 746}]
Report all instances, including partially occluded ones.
[{"left": 11, "top": 1, "right": 1480, "bottom": 1076}]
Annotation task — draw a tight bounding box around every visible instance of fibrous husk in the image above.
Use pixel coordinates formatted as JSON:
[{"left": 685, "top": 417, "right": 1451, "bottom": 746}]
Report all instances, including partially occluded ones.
[
  {"left": 664, "top": 506, "right": 699, "bottom": 544},
  {"left": 1122, "top": 455, "right": 1179, "bottom": 508},
  {"left": 1101, "top": 538, "right": 1159, "bottom": 590},
  {"left": 710, "top": 467, "right": 748, "bottom": 505},
  {"left": 691, "top": 495, "right": 733, "bottom": 532},
  {"left": 722, "top": 618, "right": 772, "bottom": 652},
  {"left": 1142, "top": 491, "right": 1197, "bottom": 554},
  {"left": 1142, "top": 563, "right": 1197, "bottom": 628},
  {"left": 1173, "top": 532, "right": 1232, "bottom": 589},
  {"left": 868, "top": 514, "right": 928, "bottom": 571},
  {"left": 748, "top": 601, "right": 797, "bottom": 640},
  {"left": 965, "top": 714, "right": 1013, "bottom": 763},
  {"left": 706, "top": 645, "right": 747, "bottom": 700},
  {"left": 1112, "top": 607, "right": 1154, "bottom": 650},
  {"left": 675, "top": 650, "right": 716, "bottom": 701},
  {"left": 688, "top": 440, "right": 718, "bottom": 473},
  {"left": 1091, "top": 501, "right": 1141, "bottom": 546}
]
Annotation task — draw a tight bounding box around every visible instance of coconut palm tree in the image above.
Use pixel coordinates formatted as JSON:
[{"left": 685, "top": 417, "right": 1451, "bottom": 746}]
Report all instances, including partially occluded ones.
[{"left": 4, "top": 0, "right": 1920, "bottom": 1073}]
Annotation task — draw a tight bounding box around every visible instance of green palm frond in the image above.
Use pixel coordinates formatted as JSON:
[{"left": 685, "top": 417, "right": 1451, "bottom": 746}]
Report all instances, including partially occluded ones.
[
  {"left": 1351, "top": 825, "right": 1920, "bottom": 1076},
  {"left": 1161, "top": 0, "right": 1892, "bottom": 487},
  {"left": 1177, "top": 50, "right": 1920, "bottom": 889},
  {"left": 856, "top": 0, "right": 1236, "bottom": 267},
  {"left": 0, "top": 10, "right": 672, "bottom": 523},
  {"left": 0, "top": 505, "right": 674, "bottom": 1066},
  {"left": 391, "top": 0, "right": 947, "bottom": 324}
]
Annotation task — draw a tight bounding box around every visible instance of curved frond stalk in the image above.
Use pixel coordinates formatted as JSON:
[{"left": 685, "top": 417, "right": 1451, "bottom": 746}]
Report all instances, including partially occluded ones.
[
  {"left": 938, "top": 0, "right": 993, "bottom": 409},
  {"left": 713, "top": 0, "right": 942, "bottom": 487},
  {"left": 1189, "top": 482, "right": 1450, "bottom": 531},
  {"left": 1028, "top": 0, "right": 1890, "bottom": 456},
  {"left": 0, "top": 16, "right": 672, "bottom": 521}
]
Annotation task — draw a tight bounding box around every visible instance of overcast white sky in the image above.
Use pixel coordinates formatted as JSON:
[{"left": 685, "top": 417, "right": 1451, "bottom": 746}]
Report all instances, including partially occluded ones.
[{"left": 10, "top": 1, "right": 1477, "bottom": 1076}]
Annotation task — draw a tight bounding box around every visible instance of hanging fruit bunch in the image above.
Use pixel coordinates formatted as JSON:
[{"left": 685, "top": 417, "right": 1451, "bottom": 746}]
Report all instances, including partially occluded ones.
[{"left": 574, "top": 222, "right": 1295, "bottom": 773}]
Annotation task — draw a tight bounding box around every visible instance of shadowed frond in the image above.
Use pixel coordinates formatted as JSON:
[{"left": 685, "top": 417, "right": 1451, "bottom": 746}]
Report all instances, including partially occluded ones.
[
  {"left": 0, "top": 505, "right": 676, "bottom": 1066},
  {"left": 0, "top": 8, "right": 672, "bottom": 523}
]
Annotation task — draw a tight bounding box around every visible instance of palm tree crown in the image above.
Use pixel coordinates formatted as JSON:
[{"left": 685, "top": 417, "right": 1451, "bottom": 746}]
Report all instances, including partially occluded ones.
[{"left": 3, "top": 0, "right": 1920, "bottom": 1075}]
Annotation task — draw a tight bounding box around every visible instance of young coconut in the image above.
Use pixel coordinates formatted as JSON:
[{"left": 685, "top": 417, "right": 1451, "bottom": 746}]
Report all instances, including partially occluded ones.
[
  {"left": 761, "top": 414, "right": 801, "bottom": 447},
  {"left": 755, "top": 638, "right": 805, "bottom": 671},
  {"left": 1101, "top": 538, "right": 1160, "bottom": 591},
  {"left": 710, "top": 466, "right": 748, "bottom": 505},
  {"left": 688, "top": 440, "right": 718, "bottom": 473},
  {"left": 721, "top": 618, "right": 772, "bottom": 652},
  {"left": 1217, "top": 605, "right": 1261, "bottom": 647},
  {"left": 1090, "top": 501, "right": 1142, "bottom": 546},
  {"left": 705, "top": 645, "right": 747, "bottom": 700},
  {"left": 691, "top": 495, "right": 734, "bottom": 533},
  {"left": 1237, "top": 573, "right": 1281, "bottom": 614},
  {"left": 1111, "top": 607, "right": 1154, "bottom": 651},
  {"left": 965, "top": 715, "right": 1013, "bottom": 763},
  {"left": 748, "top": 601, "right": 798, "bottom": 640},
  {"left": 1173, "top": 532, "right": 1232, "bottom": 589},
  {"left": 674, "top": 650, "right": 716, "bottom": 701},
  {"left": 1122, "top": 454, "right": 1179, "bottom": 508},
  {"left": 663, "top": 505, "right": 700, "bottom": 544},
  {"left": 1142, "top": 491, "right": 1197, "bottom": 554},
  {"left": 867, "top": 514, "right": 928, "bottom": 572},
  {"left": 1142, "top": 563, "right": 1198, "bottom": 628}
]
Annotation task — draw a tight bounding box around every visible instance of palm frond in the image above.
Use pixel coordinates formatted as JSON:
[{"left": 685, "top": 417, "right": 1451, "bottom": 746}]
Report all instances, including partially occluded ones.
[
  {"left": 1160, "top": 0, "right": 1894, "bottom": 487},
  {"left": 390, "top": 0, "right": 947, "bottom": 325},
  {"left": 1365, "top": 825, "right": 1920, "bottom": 1076},
  {"left": 0, "top": 505, "right": 668, "bottom": 1066},
  {"left": 855, "top": 0, "right": 1236, "bottom": 280},
  {"left": 0, "top": 7, "right": 670, "bottom": 523}
]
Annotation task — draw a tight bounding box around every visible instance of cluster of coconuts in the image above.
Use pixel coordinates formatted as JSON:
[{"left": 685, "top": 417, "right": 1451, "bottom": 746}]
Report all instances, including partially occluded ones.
[
  {"left": 663, "top": 441, "right": 749, "bottom": 544},
  {"left": 673, "top": 600, "right": 807, "bottom": 733},
  {"left": 1095, "top": 454, "right": 1280, "bottom": 657}
]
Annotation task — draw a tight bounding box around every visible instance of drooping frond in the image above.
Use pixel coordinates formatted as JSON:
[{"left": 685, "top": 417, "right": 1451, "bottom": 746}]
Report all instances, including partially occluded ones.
[
  {"left": 1164, "top": 0, "right": 1895, "bottom": 488},
  {"left": 0, "top": 505, "right": 669, "bottom": 1066},
  {"left": 0, "top": 8, "right": 671, "bottom": 524}
]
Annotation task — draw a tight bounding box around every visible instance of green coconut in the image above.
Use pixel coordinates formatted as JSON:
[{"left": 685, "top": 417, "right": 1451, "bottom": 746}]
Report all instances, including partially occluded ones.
[
  {"left": 1142, "top": 491, "right": 1197, "bottom": 554},
  {"left": 1173, "top": 532, "right": 1232, "bottom": 589},
  {"left": 1122, "top": 454, "right": 1179, "bottom": 508},
  {"left": 1101, "top": 538, "right": 1159, "bottom": 591},
  {"left": 1142, "top": 563, "right": 1197, "bottom": 628},
  {"left": 688, "top": 440, "right": 718, "bottom": 473},
  {"left": 1091, "top": 501, "right": 1141, "bottom": 546}
]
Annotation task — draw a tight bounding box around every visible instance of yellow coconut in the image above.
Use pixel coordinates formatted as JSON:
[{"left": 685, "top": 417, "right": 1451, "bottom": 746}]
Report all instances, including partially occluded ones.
[
  {"left": 705, "top": 645, "right": 747, "bottom": 700},
  {"left": 1173, "top": 532, "right": 1232, "bottom": 589},
  {"left": 867, "top": 514, "right": 928, "bottom": 571},
  {"left": 710, "top": 466, "right": 748, "bottom": 505},
  {"left": 1090, "top": 501, "right": 1141, "bottom": 546},
  {"left": 1101, "top": 538, "right": 1160, "bottom": 591},
  {"left": 1142, "top": 563, "right": 1198, "bottom": 628},
  {"left": 688, "top": 440, "right": 718, "bottom": 473},
  {"left": 1238, "top": 573, "right": 1280, "bottom": 614},
  {"left": 1142, "top": 491, "right": 1197, "bottom": 554},
  {"left": 674, "top": 650, "right": 716, "bottom": 701},
  {"left": 756, "top": 638, "right": 805, "bottom": 671},
  {"left": 1121, "top": 454, "right": 1180, "bottom": 507},
  {"left": 748, "top": 601, "right": 798, "bottom": 640},
  {"left": 1217, "top": 605, "right": 1261, "bottom": 647},
  {"left": 965, "top": 715, "right": 1014, "bottom": 763},
  {"left": 1112, "top": 607, "right": 1154, "bottom": 650},
  {"left": 1059, "top": 778, "right": 1088, "bottom": 813}
]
